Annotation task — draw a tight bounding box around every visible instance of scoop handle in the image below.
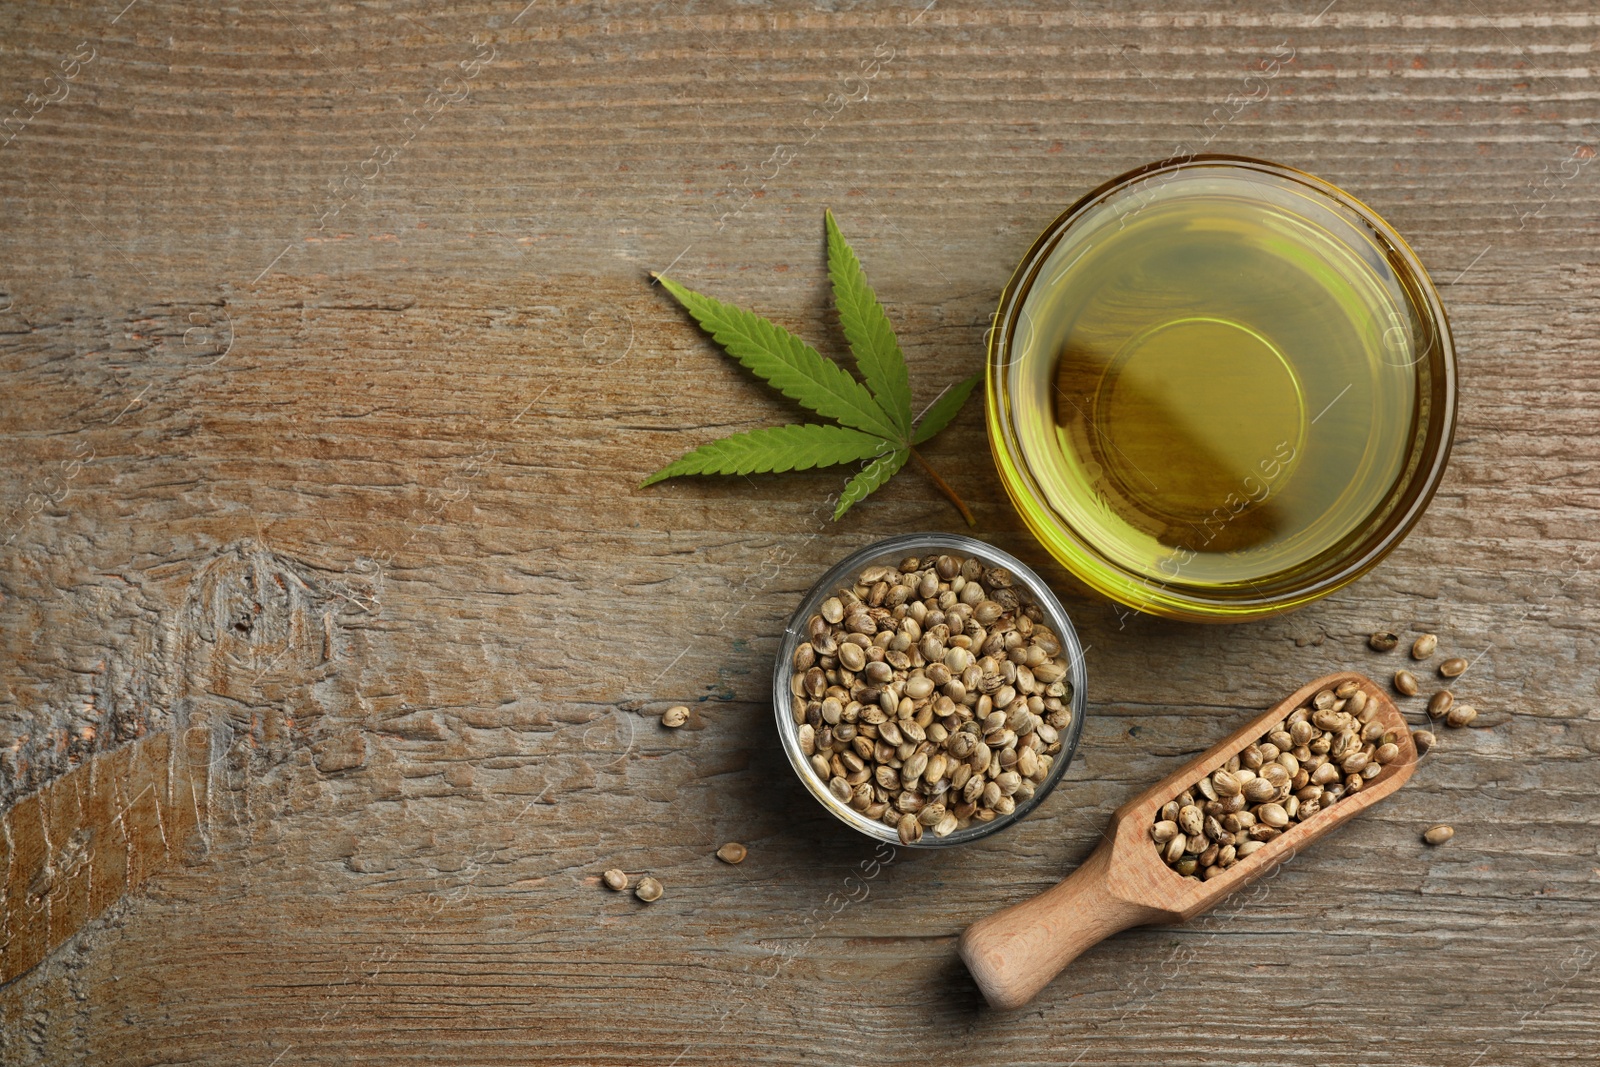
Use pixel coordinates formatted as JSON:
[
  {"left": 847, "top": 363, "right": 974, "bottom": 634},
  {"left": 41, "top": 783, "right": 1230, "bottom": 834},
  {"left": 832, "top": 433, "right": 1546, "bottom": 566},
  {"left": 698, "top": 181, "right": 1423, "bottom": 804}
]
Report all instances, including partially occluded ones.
[{"left": 957, "top": 838, "right": 1162, "bottom": 1010}]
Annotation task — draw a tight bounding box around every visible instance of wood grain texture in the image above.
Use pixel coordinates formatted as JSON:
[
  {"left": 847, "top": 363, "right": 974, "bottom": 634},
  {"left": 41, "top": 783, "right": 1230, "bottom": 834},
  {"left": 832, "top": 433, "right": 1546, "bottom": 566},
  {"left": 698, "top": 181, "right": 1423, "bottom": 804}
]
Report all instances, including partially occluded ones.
[
  {"left": 1, "top": 1, "right": 1597, "bottom": 1064},
  {"left": 0, "top": 726, "right": 210, "bottom": 983}
]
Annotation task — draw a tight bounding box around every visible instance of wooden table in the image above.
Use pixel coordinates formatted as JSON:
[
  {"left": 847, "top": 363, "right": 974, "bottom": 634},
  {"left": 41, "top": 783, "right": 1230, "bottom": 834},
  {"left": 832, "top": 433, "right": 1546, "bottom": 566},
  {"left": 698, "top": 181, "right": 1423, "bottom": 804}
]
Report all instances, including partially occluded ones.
[{"left": 2, "top": 3, "right": 1596, "bottom": 1063}]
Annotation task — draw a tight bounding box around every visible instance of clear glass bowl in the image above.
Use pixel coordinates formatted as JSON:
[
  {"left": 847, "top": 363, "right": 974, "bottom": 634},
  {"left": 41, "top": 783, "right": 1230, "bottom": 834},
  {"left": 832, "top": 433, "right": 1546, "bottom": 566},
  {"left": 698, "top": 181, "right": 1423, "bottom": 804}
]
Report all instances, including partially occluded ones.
[
  {"left": 986, "top": 155, "right": 1458, "bottom": 623},
  {"left": 773, "top": 533, "right": 1088, "bottom": 847}
]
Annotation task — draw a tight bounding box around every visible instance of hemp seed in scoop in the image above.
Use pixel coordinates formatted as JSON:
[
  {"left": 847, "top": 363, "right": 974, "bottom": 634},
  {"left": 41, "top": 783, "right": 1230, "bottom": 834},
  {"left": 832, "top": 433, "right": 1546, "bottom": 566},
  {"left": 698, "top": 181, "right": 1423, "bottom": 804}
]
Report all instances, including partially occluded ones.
[{"left": 1151, "top": 680, "right": 1404, "bottom": 881}]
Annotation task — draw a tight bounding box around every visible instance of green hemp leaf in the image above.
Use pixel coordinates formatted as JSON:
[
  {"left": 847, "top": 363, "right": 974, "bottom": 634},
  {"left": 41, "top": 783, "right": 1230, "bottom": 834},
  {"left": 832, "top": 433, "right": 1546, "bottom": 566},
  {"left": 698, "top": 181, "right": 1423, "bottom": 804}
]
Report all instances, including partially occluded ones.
[{"left": 643, "top": 210, "right": 981, "bottom": 523}]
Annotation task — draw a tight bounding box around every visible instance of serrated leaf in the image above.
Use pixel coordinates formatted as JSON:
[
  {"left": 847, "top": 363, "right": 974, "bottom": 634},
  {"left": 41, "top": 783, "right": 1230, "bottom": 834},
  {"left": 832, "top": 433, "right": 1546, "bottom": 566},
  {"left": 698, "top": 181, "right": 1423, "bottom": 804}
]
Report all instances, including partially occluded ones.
[
  {"left": 654, "top": 273, "right": 902, "bottom": 441},
  {"left": 833, "top": 448, "right": 910, "bottom": 520},
  {"left": 641, "top": 423, "right": 890, "bottom": 487},
  {"left": 912, "top": 371, "right": 983, "bottom": 445},
  {"left": 825, "top": 210, "right": 912, "bottom": 438}
]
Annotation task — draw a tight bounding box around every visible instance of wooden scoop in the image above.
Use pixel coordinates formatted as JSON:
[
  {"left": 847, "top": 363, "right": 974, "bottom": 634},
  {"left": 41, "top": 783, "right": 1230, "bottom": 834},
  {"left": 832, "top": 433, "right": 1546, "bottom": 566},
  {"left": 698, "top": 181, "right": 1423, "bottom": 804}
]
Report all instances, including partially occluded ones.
[{"left": 958, "top": 671, "right": 1418, "bottom": 1011}]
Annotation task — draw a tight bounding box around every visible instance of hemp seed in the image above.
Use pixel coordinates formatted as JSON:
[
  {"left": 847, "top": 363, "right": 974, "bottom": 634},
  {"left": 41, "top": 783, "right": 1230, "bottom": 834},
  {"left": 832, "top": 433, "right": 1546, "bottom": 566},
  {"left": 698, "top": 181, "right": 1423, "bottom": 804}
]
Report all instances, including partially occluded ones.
[
  {"left": 662, "top": 705, "right": 690, "bottom": 728},
  {"left": 635, "top": 876, "right": 664, "bottom": 902},
  {"left": 1369, "top": 631, "right": 1400, "bottom": 652},
  {"left": 1427, "top": 690, "right": 1454, "bottom": 720},
  {"left": 789, "top": 551, "right": 1072, "bottom": 838},
  {"left": 1152, "top": 680, "right": 1392, "bottom": 880},
  {"left": 602, "top": 869, "right": 629, "bottom": 891}
]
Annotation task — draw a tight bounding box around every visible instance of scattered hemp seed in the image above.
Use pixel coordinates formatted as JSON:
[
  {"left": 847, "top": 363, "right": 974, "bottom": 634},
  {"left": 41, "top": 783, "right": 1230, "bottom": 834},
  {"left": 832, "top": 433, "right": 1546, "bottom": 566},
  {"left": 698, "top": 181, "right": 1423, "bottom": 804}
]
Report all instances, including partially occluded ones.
[
  {"left": 635, "top": 876, "right": 664, "bottom": 902},
  {"left": 1428, "top": 690, "right": 1455, "bottom": 720},
  {"left": 715, "top": 842, "right": 747, "bottom": 864},
  {"left": 602, "top": 869, "right": 629, "bottom": 891},
  {"left": 1366, "top": 629, "right": 1490, "bottom": 733},
  {"left": 661, "top": 705, "right": 690, "bottom": 728},
  {"left": 1423, "top": 824, "right": 1454, "bottom": 846}
]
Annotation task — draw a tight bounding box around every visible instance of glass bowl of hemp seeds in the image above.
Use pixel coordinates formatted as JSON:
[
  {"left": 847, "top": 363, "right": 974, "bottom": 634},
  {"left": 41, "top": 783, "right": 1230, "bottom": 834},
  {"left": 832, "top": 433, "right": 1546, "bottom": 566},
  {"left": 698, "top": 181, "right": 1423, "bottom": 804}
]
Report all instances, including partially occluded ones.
[{"left": 774, "top": 533, "right": 1087, "bottom": 848}]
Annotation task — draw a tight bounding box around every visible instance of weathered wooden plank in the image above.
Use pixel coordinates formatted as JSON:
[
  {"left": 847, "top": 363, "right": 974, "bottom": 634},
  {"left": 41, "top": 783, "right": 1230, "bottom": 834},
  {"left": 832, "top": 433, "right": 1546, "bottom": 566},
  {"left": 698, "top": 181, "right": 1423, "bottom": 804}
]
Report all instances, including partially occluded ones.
[
  {"left": 0, "top": 727, "right": 207, "bottom": 983},
  {"left": 1, "top": 0, "right": 1597, "bottom": 1064}
]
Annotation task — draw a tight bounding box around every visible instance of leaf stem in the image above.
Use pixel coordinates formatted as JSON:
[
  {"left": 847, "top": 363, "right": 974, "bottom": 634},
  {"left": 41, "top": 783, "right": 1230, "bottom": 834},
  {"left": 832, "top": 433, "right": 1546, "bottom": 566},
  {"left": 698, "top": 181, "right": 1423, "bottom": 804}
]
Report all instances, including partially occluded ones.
[{"left": 909, "top": 447, "right": 976, "bottom": 527}]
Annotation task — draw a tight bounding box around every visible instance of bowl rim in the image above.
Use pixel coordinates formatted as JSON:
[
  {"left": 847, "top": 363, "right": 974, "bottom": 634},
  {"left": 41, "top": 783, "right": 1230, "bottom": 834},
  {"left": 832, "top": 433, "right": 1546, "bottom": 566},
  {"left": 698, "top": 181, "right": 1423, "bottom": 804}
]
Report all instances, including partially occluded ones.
[
  {"left": 985, "top": 154, "right": 1458, "bottom": 623},
  {"left": 771, "top": 532, "right": 1088, "bottom": 848}
]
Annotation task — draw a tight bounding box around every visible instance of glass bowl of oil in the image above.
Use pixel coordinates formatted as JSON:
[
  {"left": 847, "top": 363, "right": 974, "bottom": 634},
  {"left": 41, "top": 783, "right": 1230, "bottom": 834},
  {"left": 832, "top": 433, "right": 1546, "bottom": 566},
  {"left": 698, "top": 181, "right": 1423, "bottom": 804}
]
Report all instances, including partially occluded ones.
[{"left": 987, "top": 156, "right": 1457, "bottom": 623}]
